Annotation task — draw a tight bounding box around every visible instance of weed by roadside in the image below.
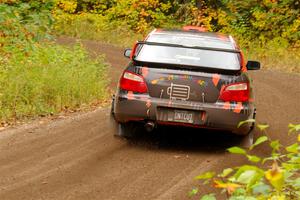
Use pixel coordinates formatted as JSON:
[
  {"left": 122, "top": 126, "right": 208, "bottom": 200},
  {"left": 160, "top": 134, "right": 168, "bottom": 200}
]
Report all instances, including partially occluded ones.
[
  {"left": 190, "top": 123, "right": 300, "bottom": 200},
  {"left": 0, "top": 42, "right": 109, "bottom": 124},
  {"left": 0, "top": 2, "right": 110, "bottom": 125},
  {"left": 53, "top": 12, "right": 144, "bottom": 48}
]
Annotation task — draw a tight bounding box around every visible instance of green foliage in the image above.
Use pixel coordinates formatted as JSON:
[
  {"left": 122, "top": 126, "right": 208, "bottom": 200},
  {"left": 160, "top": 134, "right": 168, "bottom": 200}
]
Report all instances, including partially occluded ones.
[
  {"left": 227, "top": 147, "right": 247, "bottom": 155},
  {"left": 52, "top": 0, "right": 300, "bottom": 73},
  {"left": 250, "top": 136, "right": 268, "bottom": 150},
  {"left": 0, "top": 42, "right": 109, "bottom": 123},
  {"left": 191, "top": 124, "right": 300, "bottom": 199},
  {"left": 200, "top": 194, "right": 216, "bottom": 200},
  {"left": 0, "top": 1, "right": 109, "bottom": 124},
  {"left": 195, "top": 171, "right": 216, "bottom": 180},
  {"left": 0, "top": 2, "right": 54, "bottom": 52},
  {"left": 50, "top": 0, "right": 300, "bottom": 45},
  {"left": 53, "top": 12, "right": 143, "bottom": 47},
  {"left": 54, "top": 0, "right": 175, "bottom": 33},
  {"left": 224, "top": 0, "right": 300, "bottom": 46},
  {"left": 105, "top": 0, "right": 172, "bottom": 33}
]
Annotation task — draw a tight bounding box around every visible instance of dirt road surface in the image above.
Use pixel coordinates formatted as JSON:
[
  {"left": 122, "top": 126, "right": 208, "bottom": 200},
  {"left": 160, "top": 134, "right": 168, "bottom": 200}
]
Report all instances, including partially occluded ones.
[{"left": 0, "top": 37, "right": 299, "bottom": 200}]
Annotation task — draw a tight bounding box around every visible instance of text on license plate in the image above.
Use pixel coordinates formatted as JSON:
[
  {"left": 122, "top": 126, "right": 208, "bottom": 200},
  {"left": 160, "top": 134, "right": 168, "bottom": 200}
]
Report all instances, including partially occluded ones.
[{"left": 173, "top": 110, "right": 194, "bottom": 123}]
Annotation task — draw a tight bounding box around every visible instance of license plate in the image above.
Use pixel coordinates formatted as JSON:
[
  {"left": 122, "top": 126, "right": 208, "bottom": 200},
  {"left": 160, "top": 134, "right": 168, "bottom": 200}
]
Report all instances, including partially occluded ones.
[{"left": 172, "top": 110, "right": 194, "bottom": 124}]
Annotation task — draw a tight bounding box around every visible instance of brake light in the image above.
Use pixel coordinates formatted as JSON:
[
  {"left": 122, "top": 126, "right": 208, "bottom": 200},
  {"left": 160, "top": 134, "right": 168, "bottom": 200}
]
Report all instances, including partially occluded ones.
[
  {"left": 120, "top": 71, "right": 148, "bottom": 93},
  {"left": 219, "top": 82, "right": 249, "bottom": 102}
]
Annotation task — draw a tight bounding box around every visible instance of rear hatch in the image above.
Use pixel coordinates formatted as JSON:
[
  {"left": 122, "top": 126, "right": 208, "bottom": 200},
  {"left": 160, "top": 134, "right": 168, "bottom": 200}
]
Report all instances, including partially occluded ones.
[
  {"left": 133, "top": 42, "right": 242, "bottom": 103},
  {"left": 141, "top": 65, "right": 235, "bottom": 103}
]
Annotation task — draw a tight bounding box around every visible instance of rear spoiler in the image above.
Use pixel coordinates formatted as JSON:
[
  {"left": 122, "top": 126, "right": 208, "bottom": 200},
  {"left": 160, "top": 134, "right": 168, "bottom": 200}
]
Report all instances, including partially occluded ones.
[
  {"left": 132, "top": 60, "right": 241, "bottom": 75},
  {"left": 135, "top": 41, "right": 241, "bottom": 54}
]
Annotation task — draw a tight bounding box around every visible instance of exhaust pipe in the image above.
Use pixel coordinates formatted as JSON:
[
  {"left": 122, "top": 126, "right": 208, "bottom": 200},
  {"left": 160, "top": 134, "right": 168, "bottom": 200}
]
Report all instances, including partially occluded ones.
[{"left": 144, "top": 121, "right": 155, "bottom": 132}]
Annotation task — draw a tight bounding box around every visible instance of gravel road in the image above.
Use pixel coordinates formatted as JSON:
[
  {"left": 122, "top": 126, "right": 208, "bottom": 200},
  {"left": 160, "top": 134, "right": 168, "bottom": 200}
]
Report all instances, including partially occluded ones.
[{"left": 0, "top": 37, "right": 299, "bottom": 200}]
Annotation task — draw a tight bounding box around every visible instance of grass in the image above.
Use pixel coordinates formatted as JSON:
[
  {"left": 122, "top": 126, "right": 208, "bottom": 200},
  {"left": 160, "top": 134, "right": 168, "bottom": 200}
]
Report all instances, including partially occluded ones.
[
  {"left": 0, "top": 42, "right": 109, "bottom": 124},
  {"left": 240, "top": 39, "right": 300, "bottom": 74},
  {"left": 53, "top": 12, "right": 144, "bottom": 47}
]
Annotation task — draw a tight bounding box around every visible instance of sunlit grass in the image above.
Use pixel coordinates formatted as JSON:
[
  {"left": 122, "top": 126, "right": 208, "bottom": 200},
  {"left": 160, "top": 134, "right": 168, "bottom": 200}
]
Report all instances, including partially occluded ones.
[
  {"left": 0, "top": 42, "right": 109, "bottom": 123},
  {"left": 53, "top": 13, "right": 144, "bottom": 47}
]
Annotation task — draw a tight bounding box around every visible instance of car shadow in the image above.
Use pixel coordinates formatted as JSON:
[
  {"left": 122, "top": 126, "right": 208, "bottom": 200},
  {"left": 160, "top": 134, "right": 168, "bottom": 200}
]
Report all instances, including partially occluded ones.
[{"left": 125, "top": 125, "right": 250, "bottom": 153}]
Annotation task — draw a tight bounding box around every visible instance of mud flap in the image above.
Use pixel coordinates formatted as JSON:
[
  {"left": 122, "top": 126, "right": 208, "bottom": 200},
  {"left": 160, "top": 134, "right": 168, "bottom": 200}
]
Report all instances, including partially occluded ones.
[
  {"left": 109, "top": 98, "right": 121, "bottom": 137},
  {"left": 109, "top": 110, "right": 120, "bottom": 137},
  {"left": 109, "top": 114, "right": 135, "bottom": 138},
  {"left": 239, "top": 130, "right": 254, "bottom": 148},
  {"left": 117, "top": 123, "right": 136, "bottom": 138}
]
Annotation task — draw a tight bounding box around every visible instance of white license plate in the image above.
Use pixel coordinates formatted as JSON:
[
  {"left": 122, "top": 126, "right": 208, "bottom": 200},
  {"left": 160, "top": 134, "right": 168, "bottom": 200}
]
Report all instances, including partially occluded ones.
[{"left": 173, "top": 110, "right": 194, "bottom": 123}]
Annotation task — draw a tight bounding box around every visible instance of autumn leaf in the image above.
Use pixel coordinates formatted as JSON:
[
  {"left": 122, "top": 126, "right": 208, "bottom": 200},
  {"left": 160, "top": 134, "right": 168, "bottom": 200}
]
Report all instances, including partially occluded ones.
[
  {"left": 213, "top": 180, "right": 241, "bottom": 195},
  {"left": 265, "top": 162, "right": 284, "bottom": 191},
  {"left": 195, "top": 171, "right": 215, "bottom": 180}
]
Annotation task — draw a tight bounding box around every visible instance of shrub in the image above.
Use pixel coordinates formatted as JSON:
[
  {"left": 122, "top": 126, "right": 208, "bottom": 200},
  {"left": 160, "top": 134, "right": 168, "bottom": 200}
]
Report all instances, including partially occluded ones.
[
  {"left": 190, "top": 123, "right": 300, "bottom": 200},
  {"left": 0, "top": 2, "right": 53, "bottom": 51},
  {"left": 52, "top": 1, "right": 300, "bottom": 73},
  {"left": 105, "top": 0, "right": 172, "bottom": 33},
  {"left": 0, "top": 2, "right": 109, "bottom": 124},
  {"left": 53, "top": 12, "right": 143, "bottom": 47},
  {"left": 0, "top": 42, "right": 109, "bottom": 123}
]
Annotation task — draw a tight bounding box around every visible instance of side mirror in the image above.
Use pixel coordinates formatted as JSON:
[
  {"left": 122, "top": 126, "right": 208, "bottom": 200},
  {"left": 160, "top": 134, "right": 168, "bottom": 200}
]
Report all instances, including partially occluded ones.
[
  {"left": 124, "top": 48, "right": 132, "bottom": 58},
  {"left": 246, "top": 60, "right": 261, "bottom": 70}
]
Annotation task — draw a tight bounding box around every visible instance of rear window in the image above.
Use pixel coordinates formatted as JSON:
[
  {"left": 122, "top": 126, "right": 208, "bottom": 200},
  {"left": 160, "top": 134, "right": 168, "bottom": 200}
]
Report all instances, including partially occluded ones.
[
  {"left": 135, "top": 44, "right": 241, "bottom": 71},
  {"left": 147, "top": 33, "right": 234, "bottom": 50}
]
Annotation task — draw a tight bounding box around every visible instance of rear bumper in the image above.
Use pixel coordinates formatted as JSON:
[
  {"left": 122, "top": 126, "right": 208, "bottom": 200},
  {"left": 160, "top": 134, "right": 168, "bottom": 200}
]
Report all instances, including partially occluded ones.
[{"left": 114, "top": 92, "right": 255, "bottom": 135}]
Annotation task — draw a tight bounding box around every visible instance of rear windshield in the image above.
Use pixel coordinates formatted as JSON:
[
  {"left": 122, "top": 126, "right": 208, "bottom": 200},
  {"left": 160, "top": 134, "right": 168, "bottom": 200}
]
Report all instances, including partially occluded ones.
[
  {"left": 135, "top": 44, "right": 241, "bottom": 70},
  {"left": 147, "top": 33, "right": 234, "bottom": 50}
]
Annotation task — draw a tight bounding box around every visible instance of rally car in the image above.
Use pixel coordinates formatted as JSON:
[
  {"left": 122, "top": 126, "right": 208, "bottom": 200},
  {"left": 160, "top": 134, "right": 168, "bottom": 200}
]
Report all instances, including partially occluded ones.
[{"left": 110, "top": 27, "right": 260, "bottom": 138}]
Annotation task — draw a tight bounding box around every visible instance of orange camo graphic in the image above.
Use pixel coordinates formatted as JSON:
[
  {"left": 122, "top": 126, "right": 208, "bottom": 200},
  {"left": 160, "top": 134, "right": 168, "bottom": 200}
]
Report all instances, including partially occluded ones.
[
  {"left": 223, "top": 101, "right": 231, "bottom": 110},
  {"left": 141, "top": 67, "right": 149, "bottom": 77},
  {"left": 212, "top": 74, "right": 221, "bottom": 86},
  {"left": 127, "top": 91, "right": 134, "bottom": 100},
  {"left": 233, "top": 102, "right": 243, "bottom": 113}
]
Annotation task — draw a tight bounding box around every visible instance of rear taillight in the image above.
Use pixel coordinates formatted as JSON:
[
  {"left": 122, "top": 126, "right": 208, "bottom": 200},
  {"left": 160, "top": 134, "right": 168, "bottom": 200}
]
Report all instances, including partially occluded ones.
[
  {"left": 219, "top": 82, "right": 249, "bottom": 102},
  {"left": 120, "top": 71, "right": 148, "bottom": 93}
]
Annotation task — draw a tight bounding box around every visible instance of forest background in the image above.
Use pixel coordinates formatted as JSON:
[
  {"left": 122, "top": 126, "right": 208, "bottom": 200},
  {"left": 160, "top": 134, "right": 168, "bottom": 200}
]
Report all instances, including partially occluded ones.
[
  {"left": 52, "top": 0, "right": 300, "bottom": 72},
  {"left": 0, "top": 0, "right": 299, "bottom": 123}
]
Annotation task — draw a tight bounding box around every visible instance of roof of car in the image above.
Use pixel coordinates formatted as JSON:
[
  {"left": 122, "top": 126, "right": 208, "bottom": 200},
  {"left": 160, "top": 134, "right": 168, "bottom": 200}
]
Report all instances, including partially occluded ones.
[{"left": 146, "top": 29, "right": 237, "bottom": 50}]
